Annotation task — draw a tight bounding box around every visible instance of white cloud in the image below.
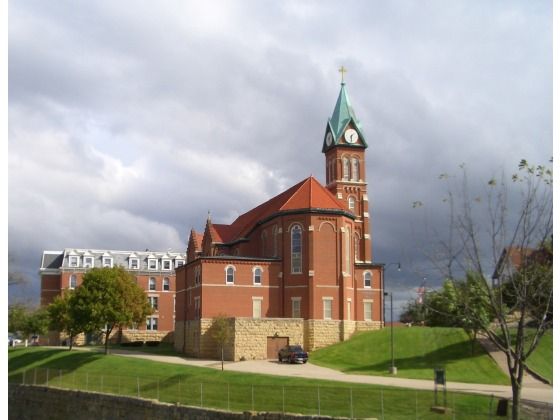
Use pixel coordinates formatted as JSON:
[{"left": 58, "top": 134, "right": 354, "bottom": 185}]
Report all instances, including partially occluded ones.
[{"left": 8, "top": 0, "right": 552, "bottom": 305}]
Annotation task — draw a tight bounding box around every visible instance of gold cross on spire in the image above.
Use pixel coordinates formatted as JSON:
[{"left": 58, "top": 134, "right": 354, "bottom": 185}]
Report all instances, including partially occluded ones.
[{"left": 338, "top": 66, "right": 347, "bottom": 83}]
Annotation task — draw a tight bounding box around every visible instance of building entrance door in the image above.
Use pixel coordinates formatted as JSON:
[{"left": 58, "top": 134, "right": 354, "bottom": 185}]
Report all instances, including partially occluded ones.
[{"left": 267, "top": 336, "right": 289, "bottom": 359}]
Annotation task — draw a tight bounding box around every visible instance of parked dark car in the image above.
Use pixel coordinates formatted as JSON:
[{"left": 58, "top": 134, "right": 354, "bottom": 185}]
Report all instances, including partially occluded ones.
[{"left": 278, "top": 345, "right": 308, "bottom": 364}]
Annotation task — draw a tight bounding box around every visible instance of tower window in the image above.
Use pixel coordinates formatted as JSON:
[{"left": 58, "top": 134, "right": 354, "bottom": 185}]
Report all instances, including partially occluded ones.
[
  {"left": 354, "top": 234, "right": 360, "bottom": 262},
  {"left": 343, "top": 158, "right": 350, "bottom": 181},
  {"left": 352, "top": 158, "right": 360, "bottom": 181},
  {"left": 291, "top": 225, "right": 303, "bottom": 274},
  {"left": 348, "top": 197, "right": 355, "bottom": 213}
]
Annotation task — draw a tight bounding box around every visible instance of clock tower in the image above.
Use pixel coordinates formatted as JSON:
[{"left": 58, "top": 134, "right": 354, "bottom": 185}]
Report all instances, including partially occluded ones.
[{"left": 322, "top": 78, "right": 372, "bottom": 263}]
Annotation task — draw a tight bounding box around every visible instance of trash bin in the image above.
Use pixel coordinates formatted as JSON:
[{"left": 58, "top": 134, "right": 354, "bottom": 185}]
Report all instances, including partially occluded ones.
[{"left": 496, "top": 399, "right": 508, "bottom": 417}]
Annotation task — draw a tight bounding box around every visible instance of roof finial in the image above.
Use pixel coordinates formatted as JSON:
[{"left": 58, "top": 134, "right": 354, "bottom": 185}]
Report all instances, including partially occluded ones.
[
  {"left": 207, "top": 210, "right": 211, "bottom": 222},
  {"left": 338, "top": 66, "right": 347, "bottom": 84}
]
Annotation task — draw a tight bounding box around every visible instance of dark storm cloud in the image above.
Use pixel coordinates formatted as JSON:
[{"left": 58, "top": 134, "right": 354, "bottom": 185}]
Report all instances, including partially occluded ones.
[{"left": 8, "top": 1, "right": 552, "bottom": 314}]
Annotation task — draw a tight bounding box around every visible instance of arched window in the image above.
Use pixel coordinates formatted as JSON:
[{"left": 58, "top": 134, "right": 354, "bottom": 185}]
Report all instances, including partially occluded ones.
[
  {"left": 69, "top": 274, "right": 77, "bottom": 289},
  {"left": 348, "top": 196, "right": 355, "bottom": 214},
  {"left": 149, "top": 277, "right": 156, "bottom": 291},
  {"left": 364, "top": 272, "right": 372, "bottom": 288},
  {"left": 354, "top": 234, "right": 360, "bottom": 262},
  {"left": 352, "top": 158, "right": 360, "bottom": 181},
  {"left": 163, "top": 277, "right": 170, "bottom": 291},
  {"left": 225, "top": 266, "right": 235, "bottom": 284},
  {"left": 253, "top": 267, "right": 262, "bottom": 285},
  {"left": 291, "top": 225, "right": 302, "bottom": 274},
  {"left": 272, "top": 225, "right": 278, "bottom": 257},
  {"left": 345, "top": 228, "right": 350, "bottom": 273},
  {"left": 261, "top": 230, "right": 268, "bottom": 257},
  {"left": 343, "top": 158, "right": 350, "bottom": 180}
]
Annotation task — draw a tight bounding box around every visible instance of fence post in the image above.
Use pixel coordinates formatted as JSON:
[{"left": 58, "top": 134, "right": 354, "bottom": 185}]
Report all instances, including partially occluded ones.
[
  {"left": 252, "top": 385, "right": 254, "bottom": 411},
  {"left": 452, "top": 392, "right": 456, "bottom": 420},
  {"left": 101, "top": 375, "right": 103, "bottom": 393},
  {"left": 317, "top": 386, "right": 320, "bottom": 415},
  {"left": 350, "top": 387, "right": 353, "bottom": 419},
  {"left": 200, "top": 383, "right": 203, "bottom": 407},
  {"left": 227, "top": 383, "right": 230, "bottom": 411},
  {"left": 46, "top": 368, "right": 49, "bottom": 387},
  {"left": 137, "top": 377, "right": 140, "bottom": 398},
  {"left": 86, "top": 372, "right": 89, "bottom": 391},
  {"left": 59, "top": 370, "right": 62, "bottom": 388},
  {"left": 415, "top": 390, "right": 418, "bottom": 420},
  {"left": 22, "top": 370, "right": 26, "bottom": 385},
  {"left": 157, "top": 379, "right": 159, "bottom": 401},
  {"left": 488, "top": 394, "right": 494, "bottom": 419},
  {"left": 282, "top": 386, "right": 285, "bottom": 414},
  {"left": 381, "top": 390, "right": 384, "bottom": 420}
]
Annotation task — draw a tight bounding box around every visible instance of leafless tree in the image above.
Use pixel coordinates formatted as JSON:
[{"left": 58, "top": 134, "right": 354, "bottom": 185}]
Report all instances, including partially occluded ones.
[{"left": 417, "top": 159, "right": 552, "bottom": 420}]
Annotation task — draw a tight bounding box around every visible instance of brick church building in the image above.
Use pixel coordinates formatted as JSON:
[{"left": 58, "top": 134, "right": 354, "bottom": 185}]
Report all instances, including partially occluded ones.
[{"left": 174, "top": 80, "right": 385, "bottom": 360}]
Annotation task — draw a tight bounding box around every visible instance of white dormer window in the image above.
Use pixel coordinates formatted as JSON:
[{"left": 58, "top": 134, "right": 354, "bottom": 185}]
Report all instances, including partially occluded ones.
[
  {"left": 129, "top": 258, "right": 139, "bottom": 270},
  {"left": 162, "top": 259, "right": 172, "bottom": 270},
  {"left": 69, "top": 256, "right": 79, "bottom": 268},
  {"left": 175, "top": 259, "right": 185, "bottom": 268},
  {"left": 83, "top": 257, "right": 94, "bottom": 268},
  {"left": 103, "top": 257, "right": 113, "bottom": 268},
  {"left": 148, "top": 258, "right": 158, "bottom": 270}
]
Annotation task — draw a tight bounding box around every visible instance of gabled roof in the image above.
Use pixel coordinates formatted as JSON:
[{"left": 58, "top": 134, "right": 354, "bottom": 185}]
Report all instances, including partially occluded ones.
[
  {"left": 323, "top": 82, "right": 368, "bottom": 152},
  {"left": 208, "top": 176, "right": 349, "bottom": 244}
]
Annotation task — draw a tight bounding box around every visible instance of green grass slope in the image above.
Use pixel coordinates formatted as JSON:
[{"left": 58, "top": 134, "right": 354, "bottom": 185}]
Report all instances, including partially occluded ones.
[
  {"left": 310, "top": 327, "right": 510, "bottom": 385},
  {"left": 8, "top": 347, "right": 506, "bottom": 419},
  {"left": 526, "top": 329, "right": 552, "bottom": 384}
]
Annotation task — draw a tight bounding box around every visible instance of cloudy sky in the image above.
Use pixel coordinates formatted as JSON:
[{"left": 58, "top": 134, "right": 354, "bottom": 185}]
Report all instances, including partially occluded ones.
[{"left": 8, "top": 1, "right": 553, "bottom": 313}]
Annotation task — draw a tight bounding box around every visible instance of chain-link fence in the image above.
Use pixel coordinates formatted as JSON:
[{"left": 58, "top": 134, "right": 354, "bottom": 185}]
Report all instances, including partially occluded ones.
[{"left": 9, "top": 368, "right": 546, "bottom": 419}]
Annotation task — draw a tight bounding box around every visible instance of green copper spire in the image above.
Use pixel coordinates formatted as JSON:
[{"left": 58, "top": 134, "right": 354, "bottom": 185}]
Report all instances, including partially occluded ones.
[{"left": 323, "top": 79, "right": 367, "bottom": 152}]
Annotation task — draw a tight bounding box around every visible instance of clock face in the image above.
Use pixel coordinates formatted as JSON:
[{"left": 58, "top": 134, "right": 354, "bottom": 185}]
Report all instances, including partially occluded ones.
[
  {"left": 344, "top": 129, "right": 358, "bottom": 144},
  {"left": 325, "top": 132, "right": 333, "bottom": 146}
]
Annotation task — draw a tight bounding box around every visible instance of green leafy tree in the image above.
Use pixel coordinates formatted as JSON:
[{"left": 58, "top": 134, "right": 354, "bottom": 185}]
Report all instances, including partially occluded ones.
[
  {"left": 9, "top": 304, "right": 49, "bottom": 342},
  {"left": 399, "top": 299, "right": 427, "bottom": 325},
  {"left": 72, "top": 266, "right": 152, "bottom": 354},
  {"left": 8, "top": 304, "right": 28, "bottom": 335},
  {"left": 416, "top": 159, "right": 552, "bottom": 420},
  {"left": 47, "top": 291, "right": 83, "bottom": 350},
  {"left": 211, "top": 314, "right": 231, "bottom": 371}
]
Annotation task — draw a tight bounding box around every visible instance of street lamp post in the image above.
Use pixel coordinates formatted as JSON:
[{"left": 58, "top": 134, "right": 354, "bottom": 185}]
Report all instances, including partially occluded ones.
[
  {"left": 383, "top": 262, "right": 401, "bottom": 375},
  {"left": 384, "top": 291, "right": 396, "bottom": 374}
]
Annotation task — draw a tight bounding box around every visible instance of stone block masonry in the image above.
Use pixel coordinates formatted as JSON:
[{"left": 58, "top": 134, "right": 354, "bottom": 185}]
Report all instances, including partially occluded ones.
[
  {"left": 178, "top": 317, "right": 382, "bottom": 360},
  {"left": 9, "top": 385, "right": 349, "bottom": 420}
]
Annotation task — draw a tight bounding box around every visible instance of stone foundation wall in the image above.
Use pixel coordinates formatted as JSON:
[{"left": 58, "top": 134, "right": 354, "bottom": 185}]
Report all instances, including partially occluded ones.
[
  {"left": 304, "top": 320, "right": 343, "bottom": 351},
  {"left": 9, "top": 384, "right": 346, "bottom": 420},
  {"left": 355, "top": 320, "right": 383, "bottom": 332},
  {"left": 233, "top": 318, "right": 304, "bottom": 361},
  {"left": 176, "top": 318, "right": 384, "bottom": 359}
]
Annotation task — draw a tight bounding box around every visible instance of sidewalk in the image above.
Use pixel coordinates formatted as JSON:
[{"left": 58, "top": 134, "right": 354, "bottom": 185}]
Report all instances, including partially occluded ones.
[{"left": 103, "top": 348, "right": 553, "bottom": 404}]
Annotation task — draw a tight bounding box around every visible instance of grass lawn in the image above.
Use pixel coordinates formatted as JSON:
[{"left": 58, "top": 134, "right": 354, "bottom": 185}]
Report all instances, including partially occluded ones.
[
  {"left": 9, "top": 347, "right": 505, "bottom": 419},
  {"left": 525, "top": 329, "right": 552, "bottom": 384},
  {"left": 84, "top": 342, "right": 180, "bottom": 356},
  {"left": 310, "top": 327, "right": 510, "bottom": 385}
]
